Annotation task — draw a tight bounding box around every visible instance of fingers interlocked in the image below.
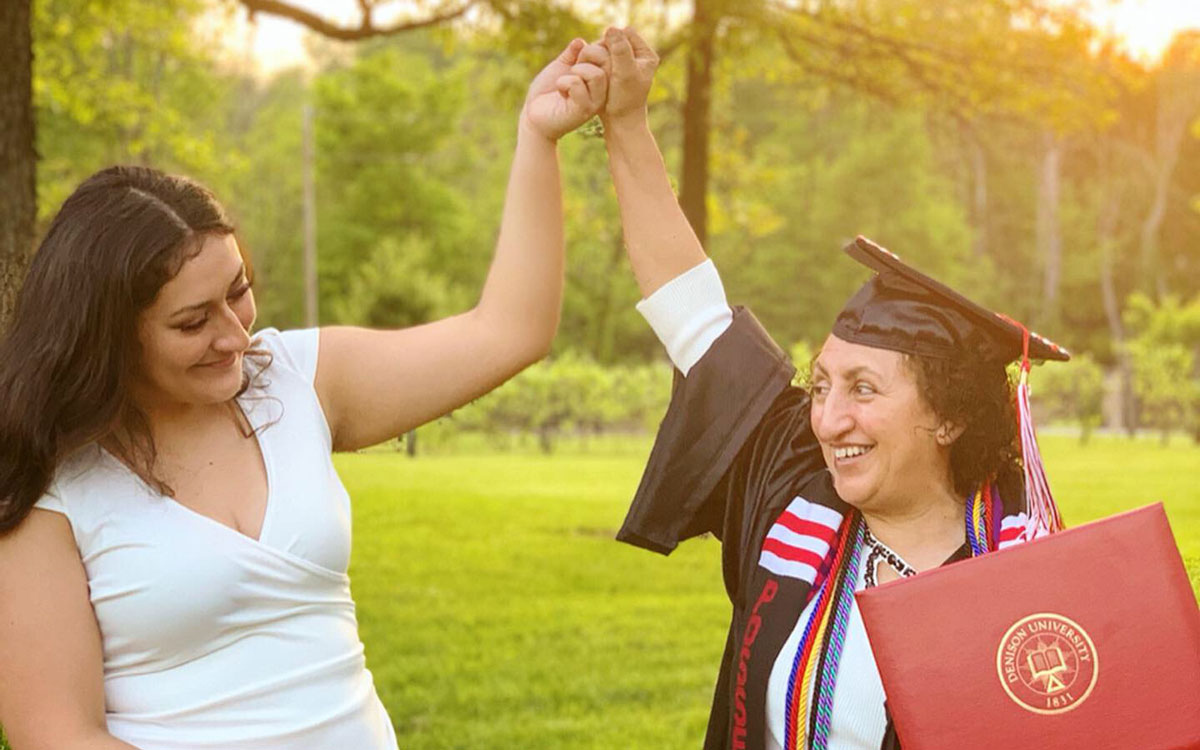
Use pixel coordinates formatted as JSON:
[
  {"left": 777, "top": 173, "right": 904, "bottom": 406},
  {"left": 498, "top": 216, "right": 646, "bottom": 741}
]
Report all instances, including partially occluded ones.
[{"left": 556, "top": 60, "right": 608, "bottom": 112}]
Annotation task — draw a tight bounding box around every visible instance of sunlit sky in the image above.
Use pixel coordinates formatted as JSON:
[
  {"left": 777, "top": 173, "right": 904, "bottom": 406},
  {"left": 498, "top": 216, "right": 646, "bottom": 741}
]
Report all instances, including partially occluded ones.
[{"left": 216, "top": 0, "right": 1200, "bottom": 77}]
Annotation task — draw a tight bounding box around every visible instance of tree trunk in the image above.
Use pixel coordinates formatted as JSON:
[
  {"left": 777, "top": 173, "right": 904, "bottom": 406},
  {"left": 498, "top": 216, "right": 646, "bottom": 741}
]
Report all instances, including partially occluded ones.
[
  {"left": 1140, "top": 52, "right": 1200, "bottom": 298},
  {"left": 680, "top": 0, "right": 716, "bottom": 248},
  {"left": 0, "top": 0, "right": 36, "bottom": 335},
  {"left": 593, "top": 230, "right": 626, "bottom": 363},
  {"left": 969, "top": 131, "right": 988, "bottom": 259},
  {"left": 1036, "top": 130, "right": 1062, "bottom": 327},
  {"left": 1097, "top": 188, "right": 1137, "bottom": 436},
  {"left": 1138, "top": 164, "right": 1172, "bottom": 299}
]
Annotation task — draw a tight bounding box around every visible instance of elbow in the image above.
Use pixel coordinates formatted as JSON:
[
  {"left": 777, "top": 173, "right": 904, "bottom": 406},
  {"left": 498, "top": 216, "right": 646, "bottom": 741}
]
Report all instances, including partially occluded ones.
[
  {"left": 526, "top": 314, "right": 560, "bottom": 363},
  {"left": 514, "top": 336, "right": 553, "bottom": 369},
  {"left": 476, "top": 308, "right": 557, "bottom": 370}
]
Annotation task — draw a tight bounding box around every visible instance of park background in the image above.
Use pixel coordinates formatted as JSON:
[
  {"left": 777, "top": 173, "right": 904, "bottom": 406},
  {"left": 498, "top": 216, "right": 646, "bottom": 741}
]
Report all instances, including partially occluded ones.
[{"left": 0, "top": 0, "right": 1198, "bottom": 747}]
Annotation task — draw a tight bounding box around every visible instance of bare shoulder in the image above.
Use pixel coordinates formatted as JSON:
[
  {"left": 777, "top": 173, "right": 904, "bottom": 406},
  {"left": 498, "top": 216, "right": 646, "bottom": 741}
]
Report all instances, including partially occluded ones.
[
  {"left": 0, "top": 509, "right": 109, "bottom": 748},
  {"left": 0, "top": 507, "right": 93, "bottom": 645},
  {"left": 0, "top": 507, "right": 81, "bottom": 580}
]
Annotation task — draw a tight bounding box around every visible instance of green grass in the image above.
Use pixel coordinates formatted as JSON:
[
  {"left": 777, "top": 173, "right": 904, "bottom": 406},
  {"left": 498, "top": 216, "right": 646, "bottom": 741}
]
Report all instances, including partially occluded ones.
[
  {"left": 345, "top": 433, "right": 1200, "bottom": 749},
  {"left": 346, "top": 449, "right": 726, "bottom": 749},
  {"left": 1038, "top": 433, "right": 1200, "bottom": 591},
  {"left": 1, "top": 434, "right": 1196, "bottom": 750}
]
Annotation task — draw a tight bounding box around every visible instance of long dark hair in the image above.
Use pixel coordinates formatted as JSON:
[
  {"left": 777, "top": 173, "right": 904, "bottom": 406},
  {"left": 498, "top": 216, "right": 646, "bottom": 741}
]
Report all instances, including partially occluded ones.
[{"left": 0, "top": 166, "right": 258, "bottom": 534}]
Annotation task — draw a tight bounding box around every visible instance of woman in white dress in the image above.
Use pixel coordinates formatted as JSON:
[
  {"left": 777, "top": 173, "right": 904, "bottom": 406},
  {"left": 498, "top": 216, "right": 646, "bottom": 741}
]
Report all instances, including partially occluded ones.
[{"left": 0, "top": 39, "right": 608, "bottom": 750}]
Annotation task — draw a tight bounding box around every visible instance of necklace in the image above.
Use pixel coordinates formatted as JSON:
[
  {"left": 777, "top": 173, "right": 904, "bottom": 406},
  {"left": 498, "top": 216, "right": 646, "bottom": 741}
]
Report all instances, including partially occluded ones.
[
  {"left": 862, "top": 526, "right": 919, "bottom": 587},
  {"left": 786, "top": 487, "right": 999, "bottom": 750}
]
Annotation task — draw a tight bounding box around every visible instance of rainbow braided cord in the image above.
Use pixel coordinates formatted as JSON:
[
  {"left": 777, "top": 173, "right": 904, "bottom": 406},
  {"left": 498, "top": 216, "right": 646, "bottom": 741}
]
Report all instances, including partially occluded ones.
[
  {"left": 783, "top": 580, "right": 826, "bottom": 750},
  {"left": 810, "top": 524, "right": 867, "bottom": 748},
  {"left": 781, "top": 488, "right": 1001, "bottom": 750},
  {"left": 966, "top": 484, "right": 993, "bottom": 556},
  {"left": 784, "top": 515, "right": 858, "bottom": 750},
  {"left": 982, "top": 482, "right": 996, "bottom": 550}
]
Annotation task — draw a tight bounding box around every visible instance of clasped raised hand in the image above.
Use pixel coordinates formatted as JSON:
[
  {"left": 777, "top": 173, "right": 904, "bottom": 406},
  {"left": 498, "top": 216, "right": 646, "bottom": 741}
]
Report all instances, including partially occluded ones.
[
  {"left": 522, "top": 38, "right": 610, "bottom": 142},
  {"left": 578, "top": 27, "right": 659, "bottom": 129}
]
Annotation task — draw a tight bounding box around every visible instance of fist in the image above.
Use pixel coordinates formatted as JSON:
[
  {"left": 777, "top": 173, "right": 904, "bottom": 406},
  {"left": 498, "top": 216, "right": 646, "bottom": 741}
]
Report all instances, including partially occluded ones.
[
  {"left": 522, "top": 39, "right": 609, "bottom": 141},
  {"left": 591, "top": 27, "right": 658, "bottom": 126}
]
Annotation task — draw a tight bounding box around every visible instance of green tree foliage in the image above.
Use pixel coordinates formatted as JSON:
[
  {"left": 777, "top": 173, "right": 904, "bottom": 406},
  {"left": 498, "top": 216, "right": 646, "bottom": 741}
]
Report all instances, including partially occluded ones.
[
  {"left": 224, "top": 71, "right": 308, "bottom": 328},
  {"left": 329, "top": 235, "right": 468, "bottom": 326},
  {"left": 1123, "top": 293, "right": 1200, "bottom": 442},
  {"left": 1032, "top": 352, "right": 1106, "bottom": 443},
  {"left": 706, "top": 94, "right": 974, "bottom": 348},
  {"left": 22, "top": 0, "right": 1200, "bottom": 428},
  {"left": 443, "top": 352, "right": 670, "bottom": 452},
  {"left": 312, "top": 40, "right": 480, "bottom": 322},
  {"left": 33, "top": 0, "right": 241, "bottom": 222},
  {"left": 790, "top": 339, "right": 814, "bottom": 387}
]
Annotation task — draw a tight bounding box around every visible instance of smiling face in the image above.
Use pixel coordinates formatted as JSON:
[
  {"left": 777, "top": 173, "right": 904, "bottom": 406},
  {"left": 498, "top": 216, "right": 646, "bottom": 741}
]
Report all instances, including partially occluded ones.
[
  {"left": 132, "top": 233, "right": 256, "bottom": 412},
  {"left": 809, "top": 333, "right": 956, "bottom": 513}
]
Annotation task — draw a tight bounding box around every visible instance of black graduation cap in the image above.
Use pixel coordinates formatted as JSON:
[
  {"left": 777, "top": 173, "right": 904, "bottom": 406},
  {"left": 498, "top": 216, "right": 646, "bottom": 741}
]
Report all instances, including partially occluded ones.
[
  {"left": 832, "top": 235, "right": 1068, "bottom": 535},
  {"left": 831, "top": 236, "right": 1070, "bottom": 364}
]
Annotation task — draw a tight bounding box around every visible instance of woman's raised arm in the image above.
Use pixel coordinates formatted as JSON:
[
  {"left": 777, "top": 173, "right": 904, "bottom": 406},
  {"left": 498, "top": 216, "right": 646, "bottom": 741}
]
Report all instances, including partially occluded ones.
[
  {"left": 310, "top": 39, "right": 607, "bottom": 452},
  {"left": 595, "top": 28, "right": 708, "bottom": 298}
]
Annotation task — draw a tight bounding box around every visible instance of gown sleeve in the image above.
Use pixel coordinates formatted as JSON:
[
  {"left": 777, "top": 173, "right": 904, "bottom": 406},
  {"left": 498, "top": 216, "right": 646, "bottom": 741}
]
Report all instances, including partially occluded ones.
[{"left": 616, "top": 306, "right": 826, "bottom": 600}]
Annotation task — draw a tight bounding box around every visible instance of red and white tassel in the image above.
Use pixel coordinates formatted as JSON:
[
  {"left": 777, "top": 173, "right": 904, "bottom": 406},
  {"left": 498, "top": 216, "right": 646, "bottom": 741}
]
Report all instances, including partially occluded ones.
[{"left": 1013, "top": 335, "right": 1064, "bottom": 537}]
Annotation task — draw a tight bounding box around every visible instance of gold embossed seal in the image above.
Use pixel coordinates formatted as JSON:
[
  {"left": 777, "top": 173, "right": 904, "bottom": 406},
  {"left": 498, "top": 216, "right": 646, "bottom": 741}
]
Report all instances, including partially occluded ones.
[{"left": 995, "top": 612, "right": 1098, "bottom": 715}]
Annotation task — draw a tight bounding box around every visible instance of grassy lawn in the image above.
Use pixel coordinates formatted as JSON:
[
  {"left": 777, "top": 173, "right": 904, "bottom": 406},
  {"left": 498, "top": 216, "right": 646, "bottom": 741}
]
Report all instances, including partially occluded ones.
[
  {"left": 1, "top": 434, "right": 1196, "bottom": 749},
  {"left": 345, "top": 433, "right": 1200, "bottom": 749}
]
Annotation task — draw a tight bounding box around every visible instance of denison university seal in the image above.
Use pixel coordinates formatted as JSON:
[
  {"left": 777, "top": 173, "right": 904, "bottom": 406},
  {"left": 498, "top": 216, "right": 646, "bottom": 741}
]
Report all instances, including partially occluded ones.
[{"left": 996, "top": 612, "right": 1099, "bottom": 715}]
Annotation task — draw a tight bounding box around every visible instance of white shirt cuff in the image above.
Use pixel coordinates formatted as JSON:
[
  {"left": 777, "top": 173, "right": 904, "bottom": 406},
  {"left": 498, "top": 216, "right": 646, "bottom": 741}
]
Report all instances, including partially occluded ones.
[{"left": 635, "top": 259, "right": 733, "bottom": 376}]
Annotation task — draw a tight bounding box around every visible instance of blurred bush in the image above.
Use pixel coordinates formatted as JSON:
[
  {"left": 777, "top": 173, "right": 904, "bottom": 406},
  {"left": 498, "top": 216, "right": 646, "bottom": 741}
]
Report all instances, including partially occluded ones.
[
  {"left": 411, "top": 353, "right": 672, "bottom": 454},
  {"left": 1032, "top": 352, "right": 1106, "bottom": 443}
]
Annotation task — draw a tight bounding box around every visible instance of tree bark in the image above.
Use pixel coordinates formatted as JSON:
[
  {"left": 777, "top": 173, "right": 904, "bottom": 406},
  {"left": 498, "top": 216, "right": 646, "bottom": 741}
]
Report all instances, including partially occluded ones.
[
  {"left": 967, "top": 126, "right": 988, "bottom": 259},
  {"left": 236, "top": 0, "right": 475, "bottom": 41},
  {"left": 1097, "top": 186, "right": 1136, "bottom": 436},
  {"left": 1139, "top": 45, "right": 1200, "bottom": 298},
  {"left": 0, "top": 0, "right": 36, "bottom": 335},
  {"left": 593, "top": 230, "right": 626, "bottom": 364},
  {"left": 1036, "top": 130, "right": 1062, "bottom": 328},
  {"left": 1138, "top": 163, "right": 1173, "bottom": 299},
  {"left": 680, "top": 0, "right": 716, "bottom": 248}
]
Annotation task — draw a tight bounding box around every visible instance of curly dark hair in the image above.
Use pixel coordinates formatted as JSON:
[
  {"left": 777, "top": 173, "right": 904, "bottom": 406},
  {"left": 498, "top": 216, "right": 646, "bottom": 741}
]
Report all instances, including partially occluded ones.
[{"left": 904, "top": 352, "right": 1022, "bottom": 497}]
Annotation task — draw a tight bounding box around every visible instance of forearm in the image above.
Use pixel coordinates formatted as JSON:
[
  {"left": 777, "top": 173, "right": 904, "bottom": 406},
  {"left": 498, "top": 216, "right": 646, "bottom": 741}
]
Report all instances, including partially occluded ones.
[
  {"left": 604, "top": 116, "right": 708, "bottom": 298},
  {"left": 472, "top": 119, "right": 565, "bottom": 361},
  {"left": 7, "top": 728, "right": 141, "bottom": 750},
  {"left": 77, "top": 734, "right": 141, "bottom": 750}
]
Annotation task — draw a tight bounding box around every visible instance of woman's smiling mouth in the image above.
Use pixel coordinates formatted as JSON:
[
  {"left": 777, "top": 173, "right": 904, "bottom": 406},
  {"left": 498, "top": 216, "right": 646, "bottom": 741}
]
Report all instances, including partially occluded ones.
[{"left": 832, "top": 444, "right": 874, "bottom": 463}]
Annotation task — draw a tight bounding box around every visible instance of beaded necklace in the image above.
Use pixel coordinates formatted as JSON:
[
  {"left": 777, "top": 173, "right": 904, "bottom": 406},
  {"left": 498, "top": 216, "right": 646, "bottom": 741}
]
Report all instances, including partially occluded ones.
[
  {"left": 862, "top": 527, "right": 917, "bottom": 588},
  {"left": 782, "top": 482, "right": 998, "bottom": 750}
]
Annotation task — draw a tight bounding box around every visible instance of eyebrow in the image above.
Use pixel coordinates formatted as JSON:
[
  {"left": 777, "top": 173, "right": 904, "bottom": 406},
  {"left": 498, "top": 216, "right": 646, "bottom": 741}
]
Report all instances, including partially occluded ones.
[
  {"left": 169, "top": 264, "right": 247, "bottom": 318},
  {"left": 811, "top": 361, "right": 881, "bottom": 380}
]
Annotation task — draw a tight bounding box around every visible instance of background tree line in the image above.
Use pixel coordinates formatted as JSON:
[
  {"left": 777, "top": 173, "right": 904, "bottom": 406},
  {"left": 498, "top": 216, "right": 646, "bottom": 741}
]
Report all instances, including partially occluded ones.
[{"left": 1, "top": 0, "right": 1198, "bottom": 443}]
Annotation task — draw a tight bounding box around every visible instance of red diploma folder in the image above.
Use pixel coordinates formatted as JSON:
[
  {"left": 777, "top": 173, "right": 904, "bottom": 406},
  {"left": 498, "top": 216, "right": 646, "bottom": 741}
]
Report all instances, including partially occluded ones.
[{"left": 856, "top": 503, "right": 1200, "bottom": 750}]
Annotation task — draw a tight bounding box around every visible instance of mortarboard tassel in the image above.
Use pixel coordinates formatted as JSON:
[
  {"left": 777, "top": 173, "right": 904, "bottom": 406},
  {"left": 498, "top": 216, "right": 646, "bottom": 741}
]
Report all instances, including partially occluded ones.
[{"left": 1008, "top": 320, "right": 1064, "bottom": 536}]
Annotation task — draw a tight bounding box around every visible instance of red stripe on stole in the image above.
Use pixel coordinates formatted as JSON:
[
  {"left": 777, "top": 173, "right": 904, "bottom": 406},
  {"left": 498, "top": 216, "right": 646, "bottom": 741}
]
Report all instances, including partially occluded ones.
[
  {"left": 774, "top": 511, "right": 840, "bottom": 545},
  {"left": 761, "top": 537, "right": 825, "bottom": 570},
  {"left": 998, "top": 524, "right": 1025, "bottom": 542}
]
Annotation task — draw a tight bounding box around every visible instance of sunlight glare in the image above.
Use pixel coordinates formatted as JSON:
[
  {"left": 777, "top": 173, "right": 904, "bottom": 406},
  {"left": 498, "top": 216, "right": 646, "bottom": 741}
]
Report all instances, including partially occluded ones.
[{"left": 1082, "top": 0, "right": 1200, "bottom": 61}]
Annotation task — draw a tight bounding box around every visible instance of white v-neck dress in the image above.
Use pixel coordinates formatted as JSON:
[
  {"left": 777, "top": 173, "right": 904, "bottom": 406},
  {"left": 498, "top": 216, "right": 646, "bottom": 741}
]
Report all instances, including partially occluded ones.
[{"left": 34, "top": 328, "right": 398, "bottom": 750}]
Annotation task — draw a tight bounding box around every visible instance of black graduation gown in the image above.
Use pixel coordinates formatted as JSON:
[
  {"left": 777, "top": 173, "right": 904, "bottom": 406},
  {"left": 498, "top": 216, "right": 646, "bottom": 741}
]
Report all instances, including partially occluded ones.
[{"left": 617, "top": 307, "right": 934, "bottom": 750}]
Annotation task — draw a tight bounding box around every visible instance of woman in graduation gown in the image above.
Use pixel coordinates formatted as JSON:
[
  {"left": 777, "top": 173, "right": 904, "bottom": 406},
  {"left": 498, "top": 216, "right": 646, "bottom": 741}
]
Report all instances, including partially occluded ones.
[{"left": 590, "top": 28, "right": 1069, "bottom": 750}]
